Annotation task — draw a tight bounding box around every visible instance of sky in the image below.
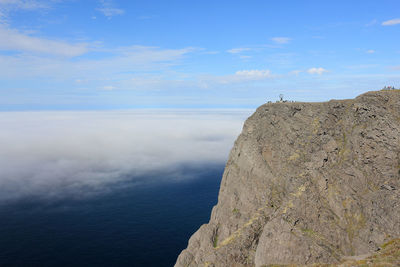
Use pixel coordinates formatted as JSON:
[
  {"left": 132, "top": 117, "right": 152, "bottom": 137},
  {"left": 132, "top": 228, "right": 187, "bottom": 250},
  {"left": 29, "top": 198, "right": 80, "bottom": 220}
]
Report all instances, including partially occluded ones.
[{"left": 0, "top": 0, "right": 400, "bottom": 110}]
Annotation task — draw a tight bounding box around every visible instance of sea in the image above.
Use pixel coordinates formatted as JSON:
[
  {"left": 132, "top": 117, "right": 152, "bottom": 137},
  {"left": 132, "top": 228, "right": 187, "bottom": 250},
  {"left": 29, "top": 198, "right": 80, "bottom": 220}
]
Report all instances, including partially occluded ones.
[{"left": 0, "top": 164, "right": 222, "bottom": 267}]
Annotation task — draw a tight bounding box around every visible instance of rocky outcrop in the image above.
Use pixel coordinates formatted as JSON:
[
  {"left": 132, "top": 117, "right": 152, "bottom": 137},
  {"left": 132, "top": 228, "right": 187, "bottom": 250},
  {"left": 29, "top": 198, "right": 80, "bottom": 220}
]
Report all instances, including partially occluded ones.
[{"left": 175, "top": 90, "right": 400, "bottom": 267}]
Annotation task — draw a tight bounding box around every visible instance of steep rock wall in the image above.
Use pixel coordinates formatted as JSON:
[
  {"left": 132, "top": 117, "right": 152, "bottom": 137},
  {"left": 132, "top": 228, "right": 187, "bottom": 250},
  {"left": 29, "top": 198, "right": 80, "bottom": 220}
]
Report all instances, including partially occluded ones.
[{"left": 175, "top": 90, "right": 400, "bottom": 266}]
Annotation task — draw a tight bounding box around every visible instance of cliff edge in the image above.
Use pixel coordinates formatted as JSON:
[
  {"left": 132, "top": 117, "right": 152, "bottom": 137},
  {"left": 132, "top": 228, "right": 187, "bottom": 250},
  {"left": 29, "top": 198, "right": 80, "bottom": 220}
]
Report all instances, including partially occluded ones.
[{"left": 175, "top": 90, "right": 400, "bottom": 267}]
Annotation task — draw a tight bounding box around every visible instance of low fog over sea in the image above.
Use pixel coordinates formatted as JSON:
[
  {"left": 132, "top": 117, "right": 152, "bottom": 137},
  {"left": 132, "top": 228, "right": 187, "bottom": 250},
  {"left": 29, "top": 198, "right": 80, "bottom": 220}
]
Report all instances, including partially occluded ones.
[{"left": 0, "top": 109, "right": 250, "bottom": 266}]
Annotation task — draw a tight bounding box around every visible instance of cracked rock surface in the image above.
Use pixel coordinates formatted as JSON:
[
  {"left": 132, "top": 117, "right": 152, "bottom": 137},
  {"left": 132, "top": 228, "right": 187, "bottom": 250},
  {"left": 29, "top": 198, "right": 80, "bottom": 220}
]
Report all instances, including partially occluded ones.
[{"left": 175, "top": 90, "right": 400, "bottom": 267}]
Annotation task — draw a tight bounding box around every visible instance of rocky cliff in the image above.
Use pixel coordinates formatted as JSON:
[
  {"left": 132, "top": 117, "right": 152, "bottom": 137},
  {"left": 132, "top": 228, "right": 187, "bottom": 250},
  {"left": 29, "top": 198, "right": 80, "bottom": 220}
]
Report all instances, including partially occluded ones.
[{"left": 175, "top": 90, "right": 400, "bottom": 267}]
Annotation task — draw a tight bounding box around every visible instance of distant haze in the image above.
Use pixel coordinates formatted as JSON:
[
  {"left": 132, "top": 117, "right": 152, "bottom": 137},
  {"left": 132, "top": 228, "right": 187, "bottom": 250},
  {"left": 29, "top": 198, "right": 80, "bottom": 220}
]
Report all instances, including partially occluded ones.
[{"left": 0, "top": 110, "right": 251, "bottom": 201}]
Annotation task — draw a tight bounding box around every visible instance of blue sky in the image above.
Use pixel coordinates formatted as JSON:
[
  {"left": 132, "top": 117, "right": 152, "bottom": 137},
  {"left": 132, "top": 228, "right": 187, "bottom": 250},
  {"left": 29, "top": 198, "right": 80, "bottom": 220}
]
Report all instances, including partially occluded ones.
[{"left": 0, "top": 0, "right": 399, "bottom": 110}]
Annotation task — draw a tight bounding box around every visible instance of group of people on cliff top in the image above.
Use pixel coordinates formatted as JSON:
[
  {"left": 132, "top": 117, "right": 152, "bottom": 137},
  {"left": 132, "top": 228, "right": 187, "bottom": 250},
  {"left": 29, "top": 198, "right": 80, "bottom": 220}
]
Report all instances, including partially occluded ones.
[{"left": 382, "top": 85, "right": 397, "bottom": 90}]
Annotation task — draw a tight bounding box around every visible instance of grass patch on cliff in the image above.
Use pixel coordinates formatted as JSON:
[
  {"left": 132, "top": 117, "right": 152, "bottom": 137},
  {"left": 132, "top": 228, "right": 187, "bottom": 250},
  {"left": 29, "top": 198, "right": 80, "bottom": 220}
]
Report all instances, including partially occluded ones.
[
  {"left": 213, "top": 234, "right": 218, "bottom": 248},
  {"left": 301, "top": 228, "right": 317, "bottom": 235}
]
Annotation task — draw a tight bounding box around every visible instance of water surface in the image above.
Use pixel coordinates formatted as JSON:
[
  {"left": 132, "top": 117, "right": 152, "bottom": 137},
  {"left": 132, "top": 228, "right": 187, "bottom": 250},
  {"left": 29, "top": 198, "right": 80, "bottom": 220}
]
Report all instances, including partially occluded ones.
[{"left": 0, "top": 165, "right": 223, "bottom": 267}]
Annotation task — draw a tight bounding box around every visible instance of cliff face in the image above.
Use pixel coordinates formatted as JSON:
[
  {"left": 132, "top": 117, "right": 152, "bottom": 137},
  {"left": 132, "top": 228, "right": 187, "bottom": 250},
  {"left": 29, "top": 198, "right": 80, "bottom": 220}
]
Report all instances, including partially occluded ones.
[{"left": 175, "top": 90, "right": 400, "bottom": 267}]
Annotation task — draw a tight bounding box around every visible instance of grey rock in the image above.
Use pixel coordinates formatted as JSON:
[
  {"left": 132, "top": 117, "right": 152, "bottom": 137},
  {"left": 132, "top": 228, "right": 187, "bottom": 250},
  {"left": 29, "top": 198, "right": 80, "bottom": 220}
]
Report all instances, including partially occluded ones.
[{"left": 175, "top": 90, "right": 400, "bottom": 267}]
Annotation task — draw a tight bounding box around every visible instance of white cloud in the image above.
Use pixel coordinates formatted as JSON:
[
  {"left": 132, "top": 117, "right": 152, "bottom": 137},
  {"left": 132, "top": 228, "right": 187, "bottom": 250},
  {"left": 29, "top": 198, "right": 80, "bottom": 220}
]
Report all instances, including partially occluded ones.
[
  {"left": 97, "top": 7, "right": 124, "bottom": 17},
  {"left": 382, "top": 18, "right": 400, "bottom": 26},
  {"left": 227, "top": 47, "right": 251, "bottom": 54},
  {"left": 207, "top": 69, "right": 274, "bottom": 85},
  {"left": 0, "top": 45, "right": 195, "bottom": 79},
  {"left": 121, "top": 69, "right": 275, "bottom": 91},
  {"left": 235, "top": 69, "right": 272, "bottom": 78},
  {"left": 307, "top": 67, "right": 328, "bottom": 75},
  {"left": 0, "top": 25, "right": 88, "bottom": 57},
  {"left": 271, "top": 37, "right": 291, "bottom": 44},
  {"left": 0, "top": 0, "right": 50, "bottom": 22},
  {"left": 366, "top": 49, "right": 375, "bottom": 54},
  {"left": 116, "top": 45, "right": 195, "bottom": 61},
  {"left": 239, "top": 55, "right": 252, "bottom": 59},
  {"left": 0, "top": 110, "right": 250, "bottom": 201},
  {"left": 0, "top": 0, "right": 48, "bottom": 10},
  {"left": 97, "top": 0, "right": 124, "bottom": 18}
]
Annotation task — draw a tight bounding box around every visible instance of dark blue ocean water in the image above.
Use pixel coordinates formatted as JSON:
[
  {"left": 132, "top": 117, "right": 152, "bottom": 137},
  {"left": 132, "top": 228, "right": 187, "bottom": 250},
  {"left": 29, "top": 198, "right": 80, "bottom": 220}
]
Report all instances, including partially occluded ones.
[{"left": 0, "top": 165, "right": 223, "bottom": 267}]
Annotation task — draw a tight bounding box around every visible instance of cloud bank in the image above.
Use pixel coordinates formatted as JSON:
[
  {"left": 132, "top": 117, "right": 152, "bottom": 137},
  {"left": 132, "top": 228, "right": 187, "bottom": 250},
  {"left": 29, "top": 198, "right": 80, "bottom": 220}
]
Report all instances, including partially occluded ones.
[{"left": 0, "top": 110, "right": 251, "bottom": 201}]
